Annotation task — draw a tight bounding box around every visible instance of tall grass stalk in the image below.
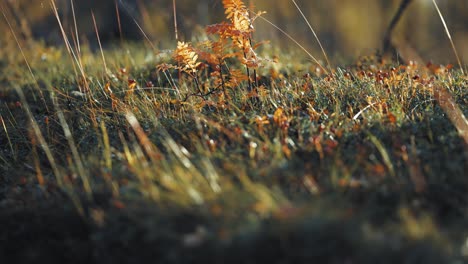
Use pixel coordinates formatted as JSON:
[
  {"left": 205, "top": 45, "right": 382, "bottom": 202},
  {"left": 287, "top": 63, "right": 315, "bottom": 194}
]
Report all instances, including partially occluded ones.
[
  {"left": 291, "top": 0, "right": 331, "bottom": 72},
  {"left": 431, "top": 0, "right": 464, "bottom": 75}
]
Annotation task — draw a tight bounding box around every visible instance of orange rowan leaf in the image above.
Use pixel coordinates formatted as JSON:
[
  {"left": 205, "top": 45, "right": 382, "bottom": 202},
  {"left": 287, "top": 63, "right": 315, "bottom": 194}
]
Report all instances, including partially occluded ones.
[{"left": 174, "top": 41, "right": 201, "bottom": 74}]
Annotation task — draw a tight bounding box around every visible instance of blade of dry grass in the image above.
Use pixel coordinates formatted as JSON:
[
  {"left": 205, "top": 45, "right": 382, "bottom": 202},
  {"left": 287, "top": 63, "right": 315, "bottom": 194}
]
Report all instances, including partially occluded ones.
[
  {"left": 70, "top": 0, "right": 81, "bottom": 54},
  {"left": 50, "top": 0, "right": 92, "bottom": 95},
  {"left": 125, "top": 111, "right": 162, "bottom": 162},
  {"left": 91, "top": 11, "right": 109, "bottom": 73},
  {"left": 291, "top": 0, "right": 331, "bottom": 72},
  {"left": 0, "top": 114, "right": 14, "bottom": 157},
  {"left": 367, "top": 132, "right": 396, "bottom": 178},
  {"left": 431, "top": 0, "right": 464, "bottom": 75},
  {"left": 52, "top": 92, "right": 93, "bottom": 199},
  {"left": 1, "top": 4, "right": 37, "bottom": 84},
  {"left": 257, "top": 15, "right": 328, "bottom": 75},
  {"left": 118, "top": 0, "right": 157, "bottom": 51},
  {"left": 173, "top": 0, "right": 179, "bottom": 40},
  {"left": 434, "top": 85, "right": 468, "bottom": 145},
  {"left": 115, "top": 0, "right": 123, "bottom": 42}
]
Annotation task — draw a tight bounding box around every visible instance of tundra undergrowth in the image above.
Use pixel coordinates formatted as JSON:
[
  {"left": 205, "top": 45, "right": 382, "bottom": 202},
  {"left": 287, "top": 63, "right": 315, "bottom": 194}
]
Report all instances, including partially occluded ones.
[{"left": 0, "top": 0, "right": 467, "bottom": 263}]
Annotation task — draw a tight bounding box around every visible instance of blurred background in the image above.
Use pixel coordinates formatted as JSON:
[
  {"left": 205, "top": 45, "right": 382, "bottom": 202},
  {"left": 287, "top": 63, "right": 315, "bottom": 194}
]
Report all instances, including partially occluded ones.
[{"left": 1, "top": 0, "right": 467, "bottom": 64}]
